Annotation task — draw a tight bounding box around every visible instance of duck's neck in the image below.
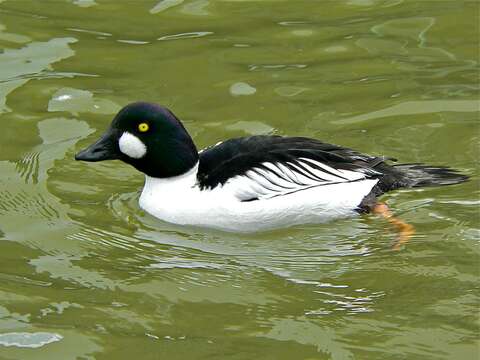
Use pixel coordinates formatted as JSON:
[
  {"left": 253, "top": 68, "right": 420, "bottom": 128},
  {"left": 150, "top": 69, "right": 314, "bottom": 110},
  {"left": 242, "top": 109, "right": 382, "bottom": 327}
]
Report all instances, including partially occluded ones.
[{"left": 142, "top": 162, "right": 199, "bottom": 196}]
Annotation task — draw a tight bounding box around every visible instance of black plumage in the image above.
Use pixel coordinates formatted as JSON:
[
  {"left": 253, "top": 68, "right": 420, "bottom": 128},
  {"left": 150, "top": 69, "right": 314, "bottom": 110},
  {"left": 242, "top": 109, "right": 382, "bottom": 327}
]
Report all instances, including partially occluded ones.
[{"left": 197, "top": 135, "right": 468, "bottom": 204}]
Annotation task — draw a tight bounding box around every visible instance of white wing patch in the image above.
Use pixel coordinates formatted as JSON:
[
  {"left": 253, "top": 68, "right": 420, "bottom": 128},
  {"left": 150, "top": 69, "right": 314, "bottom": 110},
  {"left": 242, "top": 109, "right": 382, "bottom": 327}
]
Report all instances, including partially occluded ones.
[{"left": 222, "top": 158, "right": 372, "bottom": 201}]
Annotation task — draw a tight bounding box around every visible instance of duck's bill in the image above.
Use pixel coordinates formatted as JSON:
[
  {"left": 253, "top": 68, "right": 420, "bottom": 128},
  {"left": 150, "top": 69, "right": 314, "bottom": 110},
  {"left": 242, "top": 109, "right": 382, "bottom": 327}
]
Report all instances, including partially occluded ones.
[{"left": 75, "top": 132, "right": 119, "bottom": 162}]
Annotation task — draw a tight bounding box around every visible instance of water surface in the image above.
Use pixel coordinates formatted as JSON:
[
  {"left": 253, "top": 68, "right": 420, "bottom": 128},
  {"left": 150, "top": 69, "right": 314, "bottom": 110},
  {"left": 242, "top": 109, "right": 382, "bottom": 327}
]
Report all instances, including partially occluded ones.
[{"left": 0, "top": 1, "right": 478, "bottom": 359}]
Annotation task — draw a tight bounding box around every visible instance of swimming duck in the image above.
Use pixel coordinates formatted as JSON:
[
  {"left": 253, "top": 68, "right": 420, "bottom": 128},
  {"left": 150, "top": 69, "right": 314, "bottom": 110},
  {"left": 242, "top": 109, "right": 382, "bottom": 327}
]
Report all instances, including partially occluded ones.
[{"left": 75, "top": 102, "right": 467, "bottom": 246}]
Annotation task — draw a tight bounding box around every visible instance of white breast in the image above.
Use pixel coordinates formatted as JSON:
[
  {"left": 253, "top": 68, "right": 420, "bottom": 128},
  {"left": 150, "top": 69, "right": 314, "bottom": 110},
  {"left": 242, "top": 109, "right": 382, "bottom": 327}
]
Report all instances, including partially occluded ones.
[{"left": 138, "top": 162, "right": 379, "bottom": 232}]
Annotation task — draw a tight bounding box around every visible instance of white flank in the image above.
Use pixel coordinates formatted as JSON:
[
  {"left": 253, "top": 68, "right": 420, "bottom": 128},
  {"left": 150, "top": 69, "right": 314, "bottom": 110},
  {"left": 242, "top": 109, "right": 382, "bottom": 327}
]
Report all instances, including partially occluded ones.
[
  {"left": 119, "top": 132, "right": 147, "bottom": 159},
  {"left": 139, "top": 160, "right": 379, "bottom": 232}
]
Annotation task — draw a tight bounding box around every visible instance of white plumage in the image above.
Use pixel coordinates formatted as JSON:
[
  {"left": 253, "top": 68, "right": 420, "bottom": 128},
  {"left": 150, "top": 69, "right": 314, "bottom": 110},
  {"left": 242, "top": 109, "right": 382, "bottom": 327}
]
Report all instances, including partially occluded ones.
[
  {"left": 139, "top": 159, "right": 379, "bottom": 232},
  {"left": 118, "top": 132, "right": 147, "bottom": 159}
]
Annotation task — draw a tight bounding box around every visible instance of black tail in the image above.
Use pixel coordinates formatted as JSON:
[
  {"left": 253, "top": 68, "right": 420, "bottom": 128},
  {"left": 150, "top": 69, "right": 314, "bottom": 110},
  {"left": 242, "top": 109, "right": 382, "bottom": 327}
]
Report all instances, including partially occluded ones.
[{"left": 393, "top": 163, "right": 469, "bottom": 188}]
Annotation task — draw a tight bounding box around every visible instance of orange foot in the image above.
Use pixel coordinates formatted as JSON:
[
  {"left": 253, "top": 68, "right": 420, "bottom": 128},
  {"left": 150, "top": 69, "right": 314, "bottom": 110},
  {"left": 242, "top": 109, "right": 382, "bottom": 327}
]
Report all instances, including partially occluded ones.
[{"left": 372, "top": 203, "right": 415, "bottom": 251}]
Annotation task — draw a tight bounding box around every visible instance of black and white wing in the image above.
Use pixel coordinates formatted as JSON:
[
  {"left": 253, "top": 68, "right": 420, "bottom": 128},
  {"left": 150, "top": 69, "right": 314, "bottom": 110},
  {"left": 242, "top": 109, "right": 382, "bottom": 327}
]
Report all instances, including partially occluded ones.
[{"left": 197, "top": 135, "right": 391, "bottom": 201}]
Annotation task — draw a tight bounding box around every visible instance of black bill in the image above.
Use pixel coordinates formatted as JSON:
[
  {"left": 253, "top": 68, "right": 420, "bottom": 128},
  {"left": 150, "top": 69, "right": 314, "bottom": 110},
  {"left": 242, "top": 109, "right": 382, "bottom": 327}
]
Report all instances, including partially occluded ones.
[{"left": 75, "top": 131, "right": 119, "bottom": 162}]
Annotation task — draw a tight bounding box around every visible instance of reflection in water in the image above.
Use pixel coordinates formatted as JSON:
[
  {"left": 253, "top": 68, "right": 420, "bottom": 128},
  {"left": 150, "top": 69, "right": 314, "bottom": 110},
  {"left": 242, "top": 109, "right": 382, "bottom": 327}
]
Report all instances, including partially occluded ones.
[
  {"left": 150, "top": 0, "right": 185, "bottom": 14},
  {"left": 0, "top": 23, "right": 31, "bottom": 44},
  {"left": 158, "top": 31, "right": 213, "bottom": 41},
  {"left": 248, "top": 64, "right": 307, "bottom": 71},
  {"left": 106, "top": 187, "right": 383, "bottom": 316},
  {"left": 66, "top": 27, "right": 112, "bottom": 37},
  {"left": 181, "top": 0, "right": 210, "bottom": 16},
  {"left": 0, "top": 38, "right": 77, "bottom": 113},
  {"left": 72, "top": 0, "right": 97, "bottom": 8},
  {"left": 14, "top": 151, "right": 40, "bottom": 184},
  {"left": 360, "top": 16, "right": 457, "bottom": 62},
  {"left": 0, "top": 0, "right": 478, "bottom": 359},
  {"left": 48, "top": 87, "right": 121, "bottom": 115},
  {"left": 229, "top": 82, "right": 256, "bottom": 96},
  {"left": 0, "top": 332, "right": 63, "bottom": 348},
  {"left": 336, "top": 100, "right": 480, "bottom": 124}
]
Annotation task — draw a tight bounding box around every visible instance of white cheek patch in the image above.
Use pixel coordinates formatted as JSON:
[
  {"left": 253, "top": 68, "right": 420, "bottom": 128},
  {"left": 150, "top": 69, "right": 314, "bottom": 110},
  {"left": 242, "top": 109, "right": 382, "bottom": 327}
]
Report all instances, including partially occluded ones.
[{"left": 119, "top": 132, "right": 147, "bottom": 159}]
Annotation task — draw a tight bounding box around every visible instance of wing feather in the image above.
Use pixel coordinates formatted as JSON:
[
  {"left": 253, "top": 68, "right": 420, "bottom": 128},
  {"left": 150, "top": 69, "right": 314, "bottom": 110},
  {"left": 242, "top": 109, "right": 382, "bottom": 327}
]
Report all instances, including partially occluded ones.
[
  {"left": 222, "top": 158, "right": 369, "bottom": 201},
  {"left": 198, "top": 135, "right": 388, "bottom": 201}
]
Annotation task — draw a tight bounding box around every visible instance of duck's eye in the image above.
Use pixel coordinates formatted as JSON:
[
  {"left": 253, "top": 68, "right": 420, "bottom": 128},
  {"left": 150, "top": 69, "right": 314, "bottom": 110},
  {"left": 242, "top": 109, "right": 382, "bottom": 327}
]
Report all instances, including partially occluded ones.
[{"left": 138, "top": 123, "right": 149, "bottom": 132}]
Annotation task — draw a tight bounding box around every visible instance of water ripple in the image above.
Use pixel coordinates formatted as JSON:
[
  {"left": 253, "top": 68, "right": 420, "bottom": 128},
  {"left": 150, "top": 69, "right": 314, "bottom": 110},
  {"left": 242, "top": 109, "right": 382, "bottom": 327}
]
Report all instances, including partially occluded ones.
[{"left": 158, "top": 31, "right": 213, "bottom": 41}]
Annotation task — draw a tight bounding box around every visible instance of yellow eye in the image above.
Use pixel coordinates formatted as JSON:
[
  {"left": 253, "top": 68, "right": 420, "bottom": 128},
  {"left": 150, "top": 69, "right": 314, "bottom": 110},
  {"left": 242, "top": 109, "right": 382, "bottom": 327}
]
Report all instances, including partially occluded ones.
[{"left": 138, "top": 123, "right": 149, "bottom": 132}]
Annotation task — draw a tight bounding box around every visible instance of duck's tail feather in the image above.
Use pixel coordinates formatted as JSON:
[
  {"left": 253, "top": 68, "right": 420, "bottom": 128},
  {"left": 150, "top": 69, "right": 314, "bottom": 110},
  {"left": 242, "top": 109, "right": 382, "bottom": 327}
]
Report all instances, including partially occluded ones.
[{"left": 393, "top": 163, "right": 469, "bottom": 188}]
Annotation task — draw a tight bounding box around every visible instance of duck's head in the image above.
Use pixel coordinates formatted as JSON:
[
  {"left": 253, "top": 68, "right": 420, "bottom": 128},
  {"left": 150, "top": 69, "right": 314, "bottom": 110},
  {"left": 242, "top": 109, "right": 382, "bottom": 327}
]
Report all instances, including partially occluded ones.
[{"left": 75, "top": 102, "right": 198, "bottom": 178}]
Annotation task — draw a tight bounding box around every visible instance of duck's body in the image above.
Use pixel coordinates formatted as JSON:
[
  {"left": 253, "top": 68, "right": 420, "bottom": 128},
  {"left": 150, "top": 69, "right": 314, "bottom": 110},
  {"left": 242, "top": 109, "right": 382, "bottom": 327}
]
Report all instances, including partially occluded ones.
[
  {"left": 75, "top": 102, "right": 468, "bottom": 233},
  {"left": 139, "top": 163, "right": 379, "bottom": 232}
]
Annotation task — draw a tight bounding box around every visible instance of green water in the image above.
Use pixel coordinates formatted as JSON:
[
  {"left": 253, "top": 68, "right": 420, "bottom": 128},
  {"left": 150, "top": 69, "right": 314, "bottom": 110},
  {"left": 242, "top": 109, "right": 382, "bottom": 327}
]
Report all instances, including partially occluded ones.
[{"left": 0, "top": 1, "right": 478, "bottom": 359}]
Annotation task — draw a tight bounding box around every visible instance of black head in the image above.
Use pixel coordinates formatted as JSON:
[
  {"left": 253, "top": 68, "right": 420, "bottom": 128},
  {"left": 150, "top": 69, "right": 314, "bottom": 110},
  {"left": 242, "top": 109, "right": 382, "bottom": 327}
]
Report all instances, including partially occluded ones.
[{"left": 75, "top": 102, "right": 199, "bottom": 178}]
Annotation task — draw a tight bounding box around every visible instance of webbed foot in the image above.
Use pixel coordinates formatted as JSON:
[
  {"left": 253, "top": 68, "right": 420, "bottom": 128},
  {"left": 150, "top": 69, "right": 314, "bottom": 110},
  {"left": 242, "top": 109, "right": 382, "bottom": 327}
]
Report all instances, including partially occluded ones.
[{"left": 372, "top": 202, "right": 415, "bottom": 251}]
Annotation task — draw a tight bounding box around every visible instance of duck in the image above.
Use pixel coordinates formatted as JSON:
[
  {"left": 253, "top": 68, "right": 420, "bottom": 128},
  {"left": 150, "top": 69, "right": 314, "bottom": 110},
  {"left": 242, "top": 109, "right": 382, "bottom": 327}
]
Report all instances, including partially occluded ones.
[{"left": 75, "top": 102, "right": 467, "bottom": 247}]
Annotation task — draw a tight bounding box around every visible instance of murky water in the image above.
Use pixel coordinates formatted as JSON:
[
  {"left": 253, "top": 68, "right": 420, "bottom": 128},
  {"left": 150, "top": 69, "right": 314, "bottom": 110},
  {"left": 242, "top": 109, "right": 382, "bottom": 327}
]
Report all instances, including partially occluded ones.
[{"left": 0, "top": 1, "right": 478, "bottom": 359}]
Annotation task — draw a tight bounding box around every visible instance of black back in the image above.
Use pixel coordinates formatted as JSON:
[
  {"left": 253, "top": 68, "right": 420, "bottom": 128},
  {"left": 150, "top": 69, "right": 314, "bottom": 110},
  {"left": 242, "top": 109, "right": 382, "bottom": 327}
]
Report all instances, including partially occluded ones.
[{"left": 197, "top": 135, "right": 393, "bottom": 190}]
